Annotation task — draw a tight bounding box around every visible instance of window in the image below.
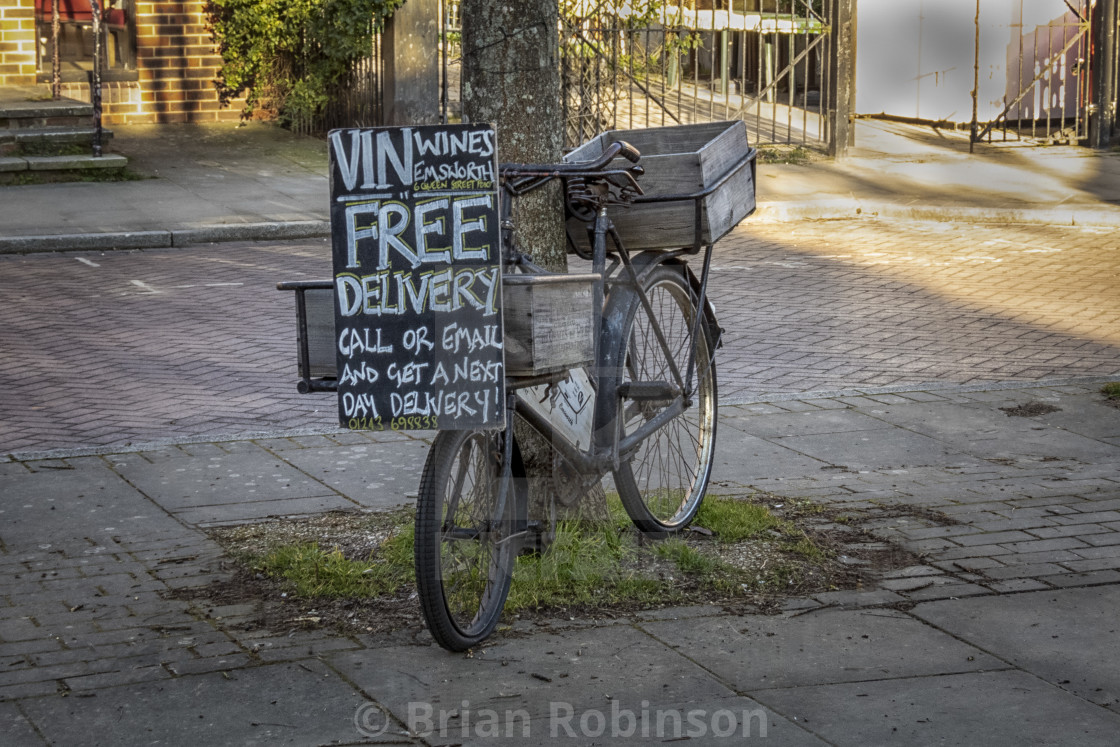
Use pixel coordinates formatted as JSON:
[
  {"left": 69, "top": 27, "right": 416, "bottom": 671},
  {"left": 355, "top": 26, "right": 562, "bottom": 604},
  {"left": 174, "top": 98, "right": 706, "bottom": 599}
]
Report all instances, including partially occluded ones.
[{"left": 36, "top": 0, "right": 137, "bottom": 81}]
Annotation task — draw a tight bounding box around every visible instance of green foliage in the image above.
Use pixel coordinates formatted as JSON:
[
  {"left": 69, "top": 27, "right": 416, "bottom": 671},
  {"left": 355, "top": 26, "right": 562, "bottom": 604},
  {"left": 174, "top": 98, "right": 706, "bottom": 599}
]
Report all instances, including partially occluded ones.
[
  {"left": 252, "top": 526, "right": 414, "bottom": 597},
  {"left": 506, "top": 517, "right": 679, "bottom": 611},
  {"left": 694, "top": 497, "right": 783, "bottom": 543},
  {"left": 205, "top": 0, "right": 404, "bottom": 125},
  {"left": 655, "top": 540, "right": 722, "bottom": 574},
  {"left": 1102, "top": 382, "right": 1120, "bottom": 400}
]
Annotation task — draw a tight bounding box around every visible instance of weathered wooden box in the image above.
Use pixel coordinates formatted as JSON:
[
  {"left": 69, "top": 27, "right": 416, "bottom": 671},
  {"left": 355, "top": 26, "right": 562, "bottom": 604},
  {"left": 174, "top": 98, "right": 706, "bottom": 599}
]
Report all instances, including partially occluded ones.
[
  {"left": 565, "top": 120, "right": 756, "bottom": 252},
  {"left": 502, "top": 273, "right": 599, "bottom": 376}
]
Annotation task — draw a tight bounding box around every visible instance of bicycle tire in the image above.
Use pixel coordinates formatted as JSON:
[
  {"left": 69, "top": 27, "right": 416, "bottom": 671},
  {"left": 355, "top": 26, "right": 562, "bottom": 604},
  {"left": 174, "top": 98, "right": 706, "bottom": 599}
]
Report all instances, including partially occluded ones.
[
  {"left": 414, "top": 428, "right": 522, "bottom": 651},
  {"left": 605, "top": 265, "right": 718, "bottom": 536}
]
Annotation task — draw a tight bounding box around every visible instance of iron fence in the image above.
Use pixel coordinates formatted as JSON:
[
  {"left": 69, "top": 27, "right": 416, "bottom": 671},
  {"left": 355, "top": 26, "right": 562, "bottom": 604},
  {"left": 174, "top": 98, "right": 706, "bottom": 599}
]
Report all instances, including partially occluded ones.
[
  {"left": 973, "top": 0, "right": 1095, "bottom": 144},
  {"left": 441, "top": 0, "right": 838, "bottom": 150},
  {"left": 559, "top": 0, "right": 834, "bottom": 149}
]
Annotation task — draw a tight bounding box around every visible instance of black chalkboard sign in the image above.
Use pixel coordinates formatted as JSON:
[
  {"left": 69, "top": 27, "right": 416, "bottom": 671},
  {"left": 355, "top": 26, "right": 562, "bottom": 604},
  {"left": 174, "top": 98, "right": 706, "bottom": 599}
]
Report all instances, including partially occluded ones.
[{"left": 328, "top": 124, "right": 505, "bottom": 431}]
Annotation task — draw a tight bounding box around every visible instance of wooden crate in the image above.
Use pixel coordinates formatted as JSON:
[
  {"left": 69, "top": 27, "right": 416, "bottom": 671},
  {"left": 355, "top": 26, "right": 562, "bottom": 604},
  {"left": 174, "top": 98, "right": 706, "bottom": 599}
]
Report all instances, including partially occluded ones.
[
  {"left": 502, "top": 273, "right": 599, "bottom": 376},
  {"left": 565, "top": 120, "right": 756, "bottom": 252}
]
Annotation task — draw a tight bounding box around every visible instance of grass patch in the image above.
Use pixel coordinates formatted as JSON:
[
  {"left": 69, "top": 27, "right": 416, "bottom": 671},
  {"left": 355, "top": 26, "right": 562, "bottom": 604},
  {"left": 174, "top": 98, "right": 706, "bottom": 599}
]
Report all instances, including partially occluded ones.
[
  {"left": 249, "top": 524, "right": 414, "bottom": 598},
  {"left": 756, "top": 145, "right": 814, "bottom": 165},
  {"left": 506, "top": 512, "right": 679, "bottom": 611},
  {"left": 693, "top": 498, "right": 783, "bottom": 542},
  {"left": 656, "top": 540, "right": 722, "bottom": 575},
  {"left": 224, "top": 495, "right": 836, "bottom": 623},
  {"left": 1102, "top": 382, "right": 1120, "bottom": 400}
]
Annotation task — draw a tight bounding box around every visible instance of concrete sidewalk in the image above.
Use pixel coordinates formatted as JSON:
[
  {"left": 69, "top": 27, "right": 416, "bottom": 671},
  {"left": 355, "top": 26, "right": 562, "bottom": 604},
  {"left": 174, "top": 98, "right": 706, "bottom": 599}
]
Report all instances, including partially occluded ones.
[
  {"left": 4, "top": 118, "right": 1120, "bottom": 253},
  {"left": 2, "top": 383, "right": 1119, "bottom": 744}
]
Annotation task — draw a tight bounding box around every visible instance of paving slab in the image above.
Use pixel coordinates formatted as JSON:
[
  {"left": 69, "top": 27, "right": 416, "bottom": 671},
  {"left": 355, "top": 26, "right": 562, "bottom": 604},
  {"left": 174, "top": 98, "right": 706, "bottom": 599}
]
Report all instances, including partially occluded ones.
[
  {"left": 865, "top": 399, "right": 1120, "bottom": 464},
  {"left": 275, "top": 440, "right": 430, "bottom": 509},
  {"left": 0, "top": 701, "right": 45, "bottom": 745},
  {"left": 331, "top": 625, "right": 729, "bottom": 721},
  {"left": 720, "top": 408, "right": 887, "bottom": 439},
  {"left": 638, "top": 608, "right": 1002, "bottom": 691},
  {"left": 912, "top": 585, "right": 1120, "bottom": 712},
  {"left": 1027, "top": 397, "right": 1120, "bottom": 440},
  {"left": 711, "top": 426, "right": 832, "bottom": 484},
  {"left": 174, "top": 494, "right": 359, "bottom": 526},
  {"left": 0, "top": 462, "right": 185, "bottom": 551},
  {"left": 755, "top": 670, "right": 1120, "bottom": 746},
  {"left": 770, "top": 428, "right": 975, "bottom": 471},
  {"left": 330, "top": 625, "right": 824, "bottom": 745},
  {"left": 18, "top": 660, "right": 373, "bottom": 746},
  {"left": 861, "top": 400, "right": 1046, "bottom": 440},
  {"left": 112, "top": 449, "right": 344, "bottom": 512}
]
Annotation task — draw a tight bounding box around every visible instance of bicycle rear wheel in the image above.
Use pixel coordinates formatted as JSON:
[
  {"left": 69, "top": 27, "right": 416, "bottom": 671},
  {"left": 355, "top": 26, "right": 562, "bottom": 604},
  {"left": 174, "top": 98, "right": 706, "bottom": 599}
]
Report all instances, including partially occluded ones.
[
  {"left": 415, "top": 428, "right": 522, "bottom": 651},
  {"left": 610, "top": 265, "right": 718, "bottom": 536}
]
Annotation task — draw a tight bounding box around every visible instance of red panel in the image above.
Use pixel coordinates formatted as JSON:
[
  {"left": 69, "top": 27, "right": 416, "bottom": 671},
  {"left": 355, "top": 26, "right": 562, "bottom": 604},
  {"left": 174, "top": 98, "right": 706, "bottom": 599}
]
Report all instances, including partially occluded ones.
[{"left": 35, "top": 0, "right": 128, "bottom": 26}]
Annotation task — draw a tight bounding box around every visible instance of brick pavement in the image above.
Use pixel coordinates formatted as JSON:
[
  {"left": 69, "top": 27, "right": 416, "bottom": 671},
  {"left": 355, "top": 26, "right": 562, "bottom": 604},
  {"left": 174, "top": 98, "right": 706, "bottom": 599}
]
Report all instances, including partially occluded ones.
[
  {"left": 710, "top": 220, "right": 1120, "bottom": 402},
  {"left": 1, "top": 218, "right": 1118, "bottom": 455},
  {"left": 714, "top": 383, "right": 1120, "bottom": 604}
]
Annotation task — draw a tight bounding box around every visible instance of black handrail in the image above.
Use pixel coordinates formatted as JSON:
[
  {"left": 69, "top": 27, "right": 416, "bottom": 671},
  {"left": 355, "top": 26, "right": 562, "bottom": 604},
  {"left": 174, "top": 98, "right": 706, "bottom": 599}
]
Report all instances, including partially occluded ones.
[{"left": 89, "top": 0, "right": 103, "bottom": 157}]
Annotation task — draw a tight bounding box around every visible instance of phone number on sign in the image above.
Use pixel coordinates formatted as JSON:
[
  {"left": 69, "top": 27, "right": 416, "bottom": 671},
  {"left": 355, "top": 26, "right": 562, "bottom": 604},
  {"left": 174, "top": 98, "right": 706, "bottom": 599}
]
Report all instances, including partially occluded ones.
[{"left": 347, "top": 416, "right": 439, "bottom": 431}]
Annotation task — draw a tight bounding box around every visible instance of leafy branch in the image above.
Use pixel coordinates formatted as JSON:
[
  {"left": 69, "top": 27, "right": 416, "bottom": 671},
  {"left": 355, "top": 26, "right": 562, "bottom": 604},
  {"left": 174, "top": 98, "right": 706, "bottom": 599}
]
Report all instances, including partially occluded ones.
[{"left": 205, "top": 0, "right": 404, "bottom": 125}]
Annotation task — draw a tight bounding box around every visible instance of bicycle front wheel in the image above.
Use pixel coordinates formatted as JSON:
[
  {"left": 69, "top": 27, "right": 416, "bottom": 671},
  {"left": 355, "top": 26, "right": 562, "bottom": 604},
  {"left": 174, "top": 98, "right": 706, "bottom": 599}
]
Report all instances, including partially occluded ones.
[
  {"left": 415, "top": 429, "right": 521, "bottom": 651},
  {"left": 611, "top": 265, "right": 718, "bottom": 536}
]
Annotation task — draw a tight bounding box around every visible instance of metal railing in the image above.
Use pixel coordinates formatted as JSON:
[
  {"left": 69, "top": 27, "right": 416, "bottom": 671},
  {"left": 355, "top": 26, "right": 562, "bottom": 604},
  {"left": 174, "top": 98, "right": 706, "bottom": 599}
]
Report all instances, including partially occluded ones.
[
  {"left": 440, "top": 0, "right": 839, "bottom": 151},
  {"left": 558, "top": 0, "right": 835, "bottom": 149},
  {"left": 972, "top": 0, "right": 1094, "bottom": 144}
]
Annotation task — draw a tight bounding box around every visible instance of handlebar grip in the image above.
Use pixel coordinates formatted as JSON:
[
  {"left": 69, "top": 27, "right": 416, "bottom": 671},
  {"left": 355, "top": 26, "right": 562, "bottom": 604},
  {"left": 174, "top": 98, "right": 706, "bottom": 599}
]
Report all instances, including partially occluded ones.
[{"left": 615, "top": 140, "right": 641, "bottom": 163}]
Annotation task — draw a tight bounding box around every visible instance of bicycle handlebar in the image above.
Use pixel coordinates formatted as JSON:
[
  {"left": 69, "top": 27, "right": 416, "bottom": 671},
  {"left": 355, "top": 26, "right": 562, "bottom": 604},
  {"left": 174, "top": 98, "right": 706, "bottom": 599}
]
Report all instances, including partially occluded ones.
[{"left": 499, "top": 140, "right": 641, "bottom": 178}]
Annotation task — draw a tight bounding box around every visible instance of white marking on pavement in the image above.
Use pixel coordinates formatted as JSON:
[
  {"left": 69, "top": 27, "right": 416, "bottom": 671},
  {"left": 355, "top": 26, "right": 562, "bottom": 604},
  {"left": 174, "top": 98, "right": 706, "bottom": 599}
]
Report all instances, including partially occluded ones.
[
  {"left": 130, "top": 279, "right": 160, "bottom": 294},
  {"left": 76, "top": 257, "right": 100, "bottom": 267},
  {"left": 171, "top": 282, "right": 245, "bottom": 289}
]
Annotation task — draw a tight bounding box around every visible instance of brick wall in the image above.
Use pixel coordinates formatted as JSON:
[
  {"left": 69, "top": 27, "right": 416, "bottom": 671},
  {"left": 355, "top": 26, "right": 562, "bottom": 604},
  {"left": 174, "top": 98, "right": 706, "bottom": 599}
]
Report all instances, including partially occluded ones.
[
  {"left": 127, "top": 1, "right": 241, "bottom": 124},
  {"left": 0, "top": 0, "right": 37, "bottom": 86},
  {"left": 1, "top": 0, "right": 244, "bottom": 124}
]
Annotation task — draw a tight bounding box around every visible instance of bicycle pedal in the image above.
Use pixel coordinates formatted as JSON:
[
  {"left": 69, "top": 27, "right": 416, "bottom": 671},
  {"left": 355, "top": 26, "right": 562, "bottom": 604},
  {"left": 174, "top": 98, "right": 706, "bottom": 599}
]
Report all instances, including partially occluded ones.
[{"left": 618, "top": 381, "right": 681, "bottom": 401}]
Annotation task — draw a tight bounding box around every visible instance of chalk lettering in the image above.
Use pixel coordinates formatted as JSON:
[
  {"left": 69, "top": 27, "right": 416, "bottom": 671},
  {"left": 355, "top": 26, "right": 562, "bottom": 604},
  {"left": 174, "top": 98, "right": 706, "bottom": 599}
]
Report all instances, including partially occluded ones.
[
  {"left": 402, "top": 326, "right": 434, "bottom": 355},
  {"left": 387, "top": 361, "right": 430, "bottom": 388},
  {"left": 338, "top": 327, "right": 393, "bottom": 356},
  {"left": 330, "top": 124, "right": 504, "bottom": 430},
  {"left": 441, "top": 323, "right": 503, "bottom": 354}
]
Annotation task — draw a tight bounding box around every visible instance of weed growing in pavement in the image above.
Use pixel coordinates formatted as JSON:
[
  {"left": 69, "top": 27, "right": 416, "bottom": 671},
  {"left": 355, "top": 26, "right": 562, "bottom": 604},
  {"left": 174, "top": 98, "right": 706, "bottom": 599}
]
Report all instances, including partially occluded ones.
[
  {"left": 756, "top": 145, "right": 814, "bottom": 165},
  {"left": 1102, "top": 382, "right": 1120, "bottom": 400}
]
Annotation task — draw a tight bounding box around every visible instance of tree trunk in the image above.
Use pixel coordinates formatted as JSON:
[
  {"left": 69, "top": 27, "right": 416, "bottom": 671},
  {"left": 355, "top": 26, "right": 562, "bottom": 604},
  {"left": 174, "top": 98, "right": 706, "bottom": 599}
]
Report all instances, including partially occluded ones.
[
  {"left": 461, "top": 2, "right": 607, "bottom": 537},
  {"left": 460, "top": 0, "right": 565, "bottom": 271}
]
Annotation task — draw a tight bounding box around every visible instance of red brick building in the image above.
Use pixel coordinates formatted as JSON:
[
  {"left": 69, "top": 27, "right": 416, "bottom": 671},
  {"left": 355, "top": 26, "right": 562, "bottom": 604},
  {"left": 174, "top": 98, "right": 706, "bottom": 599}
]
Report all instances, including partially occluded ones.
[{"left": 0, "top": 0, "right": 241, "bottom": 124}]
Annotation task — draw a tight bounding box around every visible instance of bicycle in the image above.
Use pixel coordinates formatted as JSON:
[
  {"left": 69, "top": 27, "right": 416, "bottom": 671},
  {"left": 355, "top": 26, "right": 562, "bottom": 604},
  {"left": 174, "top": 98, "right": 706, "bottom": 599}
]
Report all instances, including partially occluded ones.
[{"left": 281, "top": 123, "right": 755, "bottom": 651}]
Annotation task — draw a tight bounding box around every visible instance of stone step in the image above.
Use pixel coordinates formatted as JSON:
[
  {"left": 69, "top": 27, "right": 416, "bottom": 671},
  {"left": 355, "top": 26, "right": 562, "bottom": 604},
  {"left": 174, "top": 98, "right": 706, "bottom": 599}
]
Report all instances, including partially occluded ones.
[
  {"left": 0, "top": 126, "right": 114, "bottom": 146},
  {"left": 0, "top": 113, "right": 96, "bottom": 130},
  {"left": 0, "top": 91, "right": 96, "bottom": 130},
  {"left": 0, "top": 153, "right": 128, "bottom": 175}
]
